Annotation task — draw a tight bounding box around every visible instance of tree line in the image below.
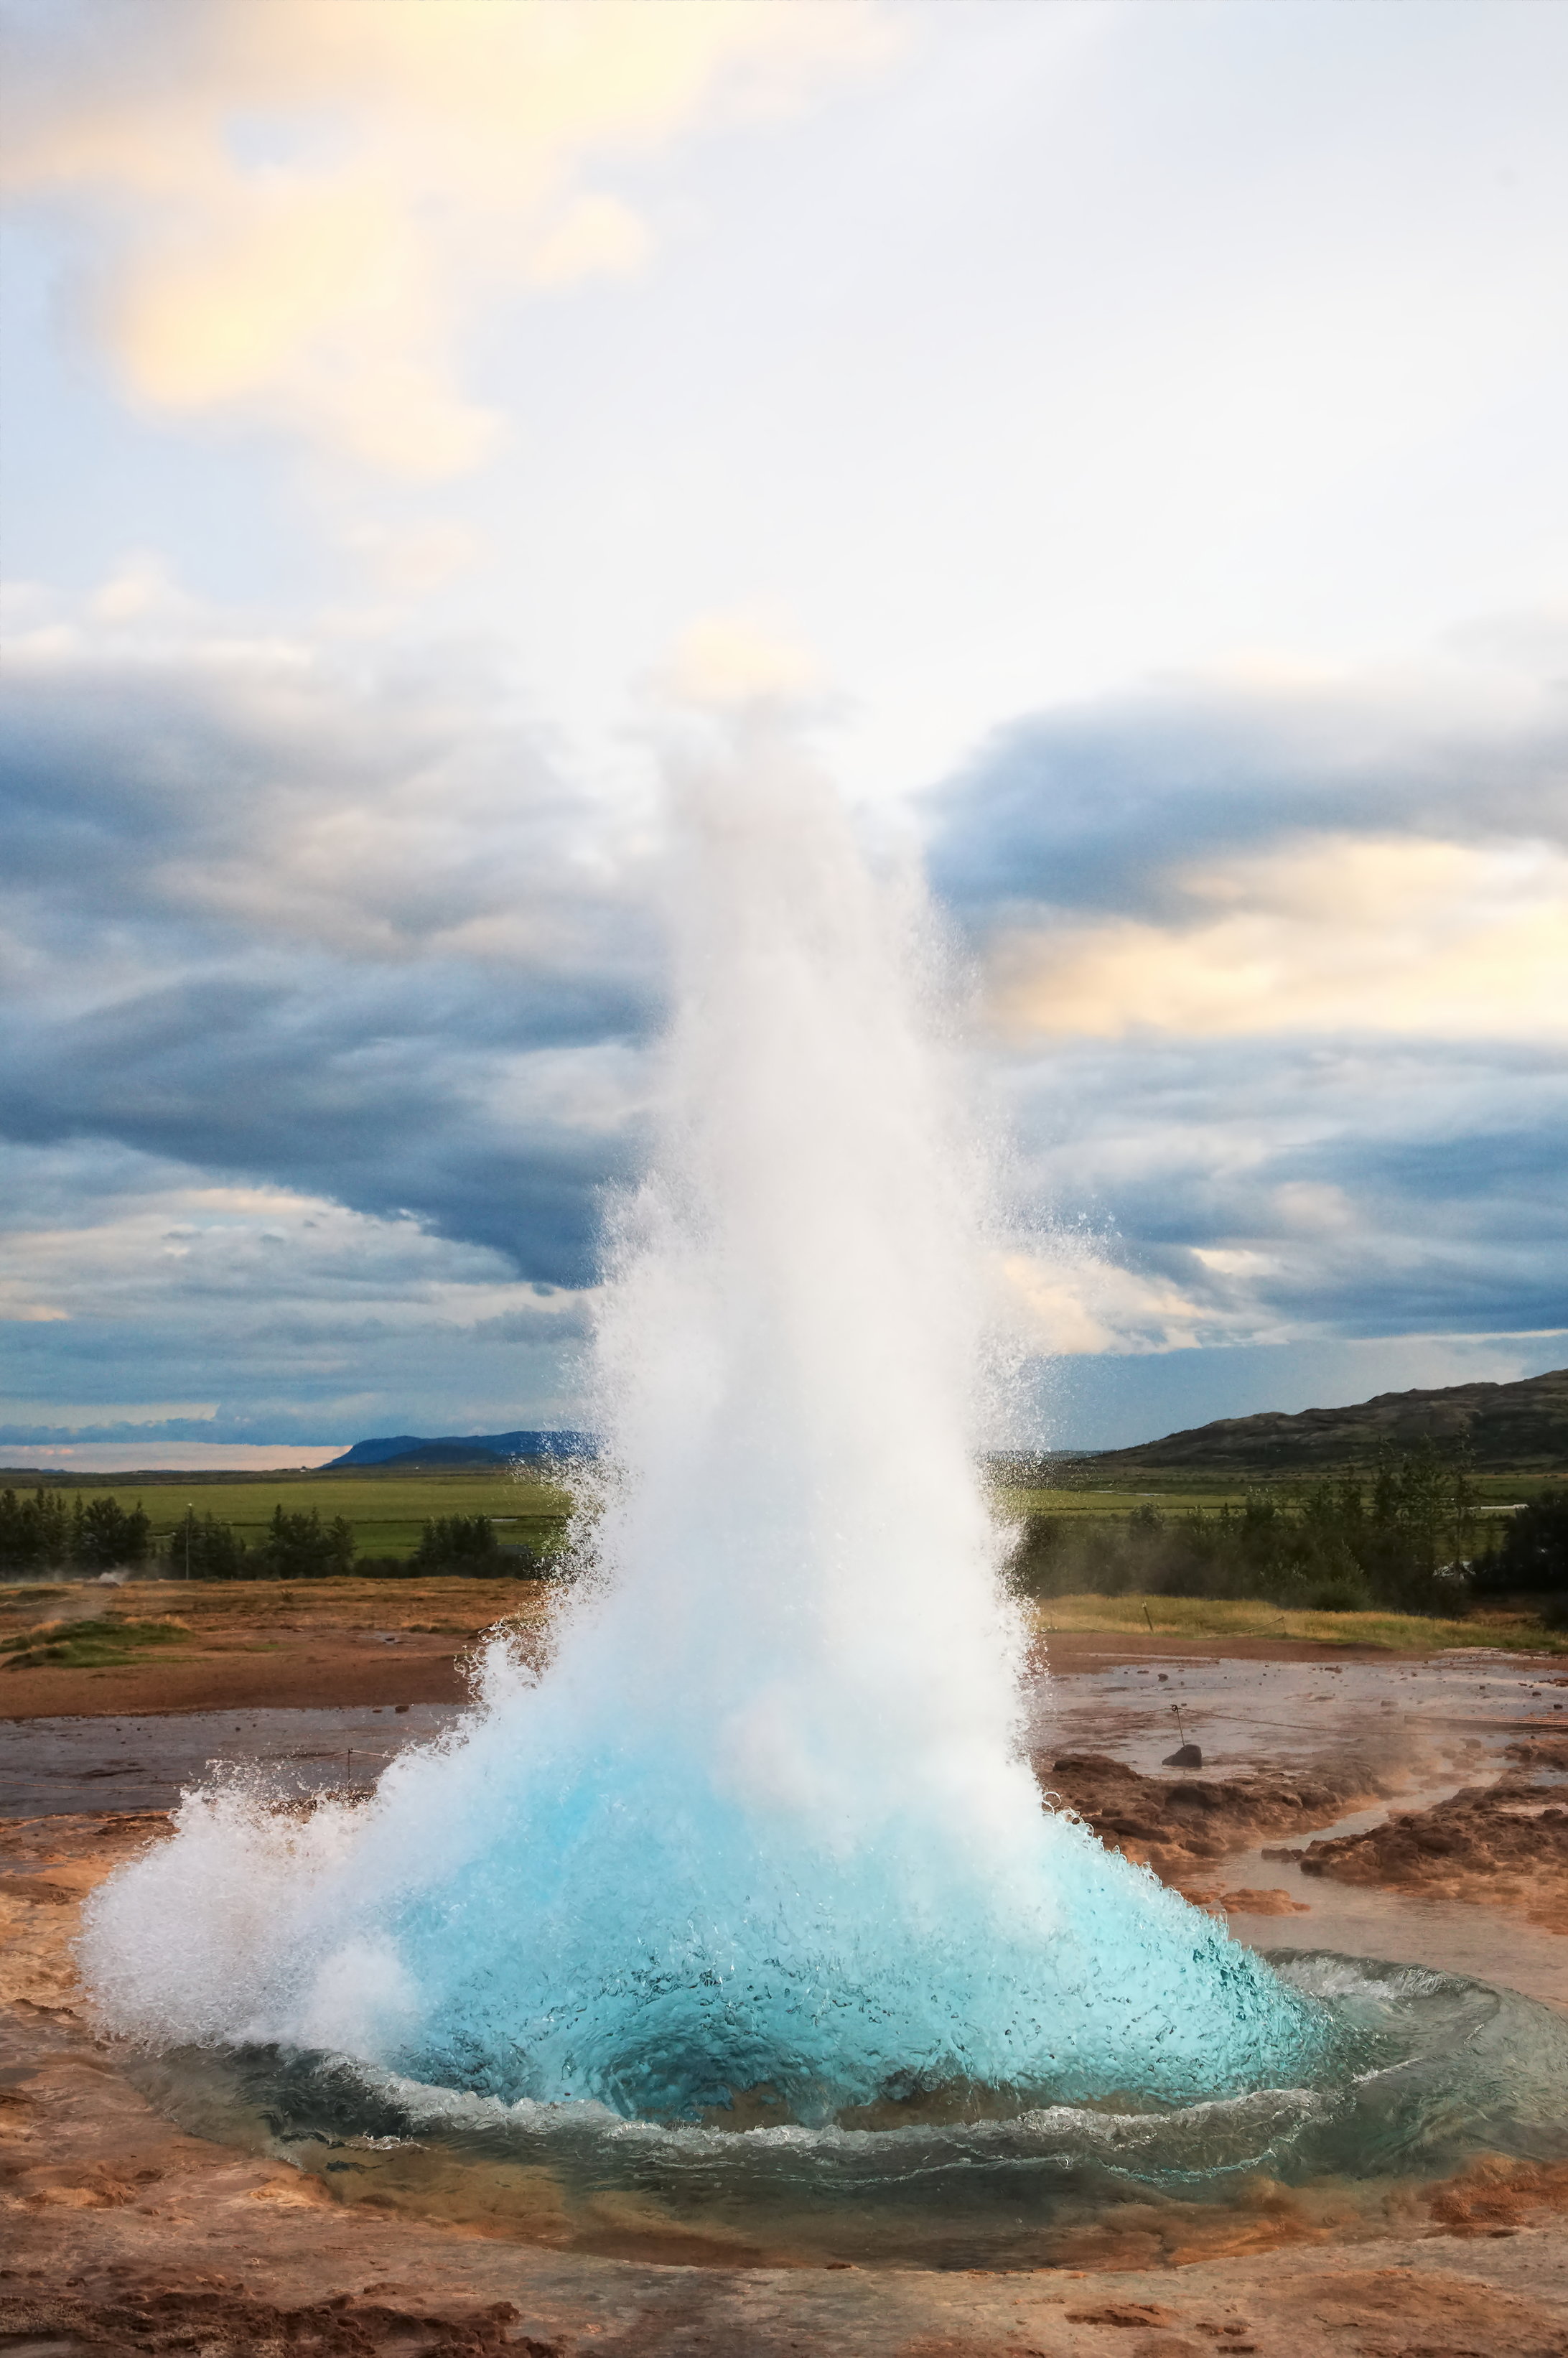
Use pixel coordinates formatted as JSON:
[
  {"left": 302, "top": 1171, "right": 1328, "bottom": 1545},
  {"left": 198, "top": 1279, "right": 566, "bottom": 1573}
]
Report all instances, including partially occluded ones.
[
  {"left": 5, "top": 1450, "right": 1564, "bottom": 1615},
  {"left": 0, "top": 1490, "right": 553, "bottom": 1581},
  {"left": 1008, "top": 1444, "right": 1568, "bottom": 1622}
]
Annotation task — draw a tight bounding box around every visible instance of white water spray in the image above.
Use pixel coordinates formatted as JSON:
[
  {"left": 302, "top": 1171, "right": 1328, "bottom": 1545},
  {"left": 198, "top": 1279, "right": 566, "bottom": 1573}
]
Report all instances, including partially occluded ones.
[{"left": 83, "top": 728, "right": 1317, "bottom": 2120}]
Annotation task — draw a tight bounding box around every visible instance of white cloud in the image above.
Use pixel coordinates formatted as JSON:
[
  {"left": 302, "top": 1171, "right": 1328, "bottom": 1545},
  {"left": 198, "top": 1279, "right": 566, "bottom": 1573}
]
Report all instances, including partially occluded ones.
[
  {"left": 0, "top": 1443, "right": 348, "bottom": 1471},
  {"left": 1, "top": 0, "right": 890, "bottom": 475},
  {"left": 0, "top": 1146, "right": 595, "bottom": 1447},
  {"left": 999, "top": 1241, "right": 1277, "bottom": 1360},
  {"left": 339, "top": 521, "right": 485, "bottom": 599},
  {"left": 658, "top": 612, "right": 822, "bottom": 710}
]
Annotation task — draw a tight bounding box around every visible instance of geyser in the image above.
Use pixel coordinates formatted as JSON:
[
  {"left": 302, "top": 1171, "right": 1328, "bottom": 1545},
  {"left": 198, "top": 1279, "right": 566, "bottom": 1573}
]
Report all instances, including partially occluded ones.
[{"left": 84, "top": 730, "right": 1325, "bottom": 2124}]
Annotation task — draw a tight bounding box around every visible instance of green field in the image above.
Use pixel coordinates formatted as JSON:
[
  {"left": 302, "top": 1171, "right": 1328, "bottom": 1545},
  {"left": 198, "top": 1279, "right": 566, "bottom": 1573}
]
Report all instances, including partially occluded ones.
[
  {"left": 992, "top": 1468, "right": 1553, "bottom": 1519},
  {"left": 0, "top": 1467, "right": 575, "bottom": 1563}
]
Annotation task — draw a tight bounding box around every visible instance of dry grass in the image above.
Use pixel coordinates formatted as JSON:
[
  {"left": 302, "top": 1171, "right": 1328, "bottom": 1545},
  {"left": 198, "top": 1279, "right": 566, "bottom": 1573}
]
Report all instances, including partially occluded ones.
[
  {"left": 1029, "top": 1592, "right": 1568, "bottom": 1654},
  {"left": 0, "top": 1575, "right": 557, "bottom": 1648}
]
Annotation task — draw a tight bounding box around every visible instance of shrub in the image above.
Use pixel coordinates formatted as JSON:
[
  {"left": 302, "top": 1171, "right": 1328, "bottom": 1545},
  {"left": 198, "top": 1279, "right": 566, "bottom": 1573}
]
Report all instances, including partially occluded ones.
[
  {"left": 0, "top": 1488, "right": 151, "bottom": 1575},
  {"left": 0, "top": 1487, "right": 73, "bottom": 1573},
  {"left": 1302, "top": 1565, "right": 1375, "bottom": 1613},
  {"left": 164, "top": 1509, "right": 248, "bottom": 1580},
  {"left": 254, "top": 1506, "right": 356, "bottom": 1580},
  {"left": 1007, "top": 1445, "right": 1492, "bottom": 1618},
  {"left": 410, "top": 1514, "right": 501, "bottom": 1573},
  {"left": 72, "top": 1495, "right": 152, "bottom": 1571},
  {"left": 1474, "top": 1489, "right": 1568, "bottom": 1595}
]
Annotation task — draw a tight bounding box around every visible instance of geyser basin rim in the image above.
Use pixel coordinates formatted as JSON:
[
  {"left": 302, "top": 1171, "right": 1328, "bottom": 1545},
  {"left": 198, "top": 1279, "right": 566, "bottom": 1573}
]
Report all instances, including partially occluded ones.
[
  {"left": 121, "top": 1952, "right": 1568, "bottom": 2273},
  {"left": 324, "top": 2063, "right": 1338, "bottom": 2149}
]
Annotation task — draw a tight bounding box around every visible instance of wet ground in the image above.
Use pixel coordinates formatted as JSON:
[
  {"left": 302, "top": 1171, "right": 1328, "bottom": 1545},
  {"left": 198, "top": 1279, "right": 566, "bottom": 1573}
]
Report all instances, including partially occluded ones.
[
  {"left": 1029, "top": 1645, "right": 1568, "bottom": 2013},
  {"left": 0, "top": 1702, "right": 459, "bottom": 1817},
  {"left": 1029, "top": 1642, "right": 1568, "bottom": 1778},
  {"left": 4, "top": 1642, "right": 1567, "bottom": 2352},
  {"left": 6, "top": 1645, "right": 1564, "bottom": 2003}
]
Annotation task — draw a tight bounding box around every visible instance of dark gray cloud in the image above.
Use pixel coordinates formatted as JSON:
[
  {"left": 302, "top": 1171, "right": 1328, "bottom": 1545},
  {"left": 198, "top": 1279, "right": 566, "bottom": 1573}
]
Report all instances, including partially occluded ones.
[
  {"left": 0, "top": 1130, "right": 594, "bottom": 1445},
  {"left": 933, "top": 662, "right": 1568, "bottom": 1425},
  {"left": 4, "top": 630, "right": 1565, "bottom": 1449},
  {"left": 0, "top": 638, "right": 659, "bottom": 1285},
  {"left": 926, "top": 674, "right": 1568, "bottom": 919},
  {"left": 997, "top": 1027, "right": 1568, "bottom": 1346},
  {"left": 0, "top": 962, "right": 636, "bottom": 1277}
]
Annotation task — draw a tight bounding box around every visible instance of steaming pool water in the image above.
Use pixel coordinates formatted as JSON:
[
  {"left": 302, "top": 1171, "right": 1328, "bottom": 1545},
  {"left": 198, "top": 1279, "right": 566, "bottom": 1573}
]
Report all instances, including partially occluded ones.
[{"left": 123, "top": 1952, "right": 1568, "bottom": 2268}]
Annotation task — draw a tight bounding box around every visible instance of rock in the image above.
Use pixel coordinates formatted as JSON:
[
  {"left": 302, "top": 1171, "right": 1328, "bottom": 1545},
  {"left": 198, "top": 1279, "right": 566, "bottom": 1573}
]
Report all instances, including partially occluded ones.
[
  {"left": 1162, "top": 1743, "right": 1203, "bottom": 1767},
  {"left": 1037, "top": 1752, "right": 1391, "bottom": 1880}
]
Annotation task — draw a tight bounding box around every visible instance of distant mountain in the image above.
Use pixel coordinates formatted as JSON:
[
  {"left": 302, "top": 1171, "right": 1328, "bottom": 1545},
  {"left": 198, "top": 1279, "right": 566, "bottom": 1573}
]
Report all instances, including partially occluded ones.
[
  {"left": 1081, "top": 1366, "right": 1568, "bottom": 1477},
  {"left": 327, "top": 1431, "right": 594, "bottom": 1469}
]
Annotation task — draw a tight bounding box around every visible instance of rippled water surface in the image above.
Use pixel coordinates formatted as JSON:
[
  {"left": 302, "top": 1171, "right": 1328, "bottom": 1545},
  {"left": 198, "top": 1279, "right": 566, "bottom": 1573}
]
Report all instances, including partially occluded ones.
[{"left": 127, "top": 1951, "right": 1568, "bottom": 2269}]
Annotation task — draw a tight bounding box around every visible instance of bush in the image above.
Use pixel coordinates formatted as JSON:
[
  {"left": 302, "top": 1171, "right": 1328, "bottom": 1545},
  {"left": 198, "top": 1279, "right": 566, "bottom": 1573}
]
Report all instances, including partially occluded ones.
[
  {"left": 1473, "top": 1490, "right": 1568, "bottom": 1597},
  {"left": 71, "top": 1495, "right": 152, "bottom": 1571},
  {"left": 1007, "top": 1445, "right": 1492, "bottom": 1618},
  {"left": 1301, "top": 1565, "right": 1375, "bottom": 1613},
  {"left": 0, "top": 1487, "right": 73, "bottom": 1573},
  {"left": 0, "top": 1487, "right": 151, "bottom": 1575},
  {"left": 164, "top": 1509, "right": 248, "bottom": 1580},
  {"left": 410, "top": 1514, "right": 501, "bottom": 1573},
  {"left": 254, "top": 1506, "right": 356, "bottom": 1580}
]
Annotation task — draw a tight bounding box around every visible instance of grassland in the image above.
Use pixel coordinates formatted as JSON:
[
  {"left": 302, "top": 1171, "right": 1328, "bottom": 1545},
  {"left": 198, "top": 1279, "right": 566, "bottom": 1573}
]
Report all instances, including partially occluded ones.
[
  {"left": 0, "top": 1575, "right": 550, "bottom": 1646},
  {"left": 991, "top": 1467, "right": 1554, "bottom": 1519},
  {"left": 1, "top": 1458, "right": 1551, "bottom": 1556},
  {"left": 0, "top": 1467, "right": 574, "bottom": 1565}
]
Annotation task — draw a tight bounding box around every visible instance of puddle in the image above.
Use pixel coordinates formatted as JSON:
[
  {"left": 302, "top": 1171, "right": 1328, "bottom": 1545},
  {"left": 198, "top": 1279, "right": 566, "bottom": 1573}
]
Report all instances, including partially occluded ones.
[
  {"left": 0, "top": 1705, "right": 461, "bottom": 1818},
  {"left": 1031, "top": 1649, "right": 1568, "bottom": 1779},
  {"left": 1223, "top": 1860, "right": 1568, "bottom": 2015}
]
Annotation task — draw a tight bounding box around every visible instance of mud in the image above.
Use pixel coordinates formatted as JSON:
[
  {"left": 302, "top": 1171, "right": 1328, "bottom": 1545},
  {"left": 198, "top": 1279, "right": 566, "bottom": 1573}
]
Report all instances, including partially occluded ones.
[
  {"left": 6, "top": 1578, "right": 1528, "bottom": 1723},
  {"left": 1274, "top": 1777, "right": 1568, "bottom": 1934},
  {"left": 1035, "top": 1752, "right": 1394, "bottom": 1895}
]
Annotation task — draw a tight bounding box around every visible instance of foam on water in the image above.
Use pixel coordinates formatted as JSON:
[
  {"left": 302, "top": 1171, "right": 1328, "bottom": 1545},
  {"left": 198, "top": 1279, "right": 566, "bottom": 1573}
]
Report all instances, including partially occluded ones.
[{"left": 82, "top": 727, "right": 1323, "bottom": 2121}]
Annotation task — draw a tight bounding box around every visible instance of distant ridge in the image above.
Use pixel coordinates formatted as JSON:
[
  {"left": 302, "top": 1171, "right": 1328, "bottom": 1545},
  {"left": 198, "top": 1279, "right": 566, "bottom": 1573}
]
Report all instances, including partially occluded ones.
[
  {"left": 1080, "top": 1366, "right": 1568, "bottom": 1477},
  {"left": 326, "top": 1430, "right": 595, "bottom": 1469}
]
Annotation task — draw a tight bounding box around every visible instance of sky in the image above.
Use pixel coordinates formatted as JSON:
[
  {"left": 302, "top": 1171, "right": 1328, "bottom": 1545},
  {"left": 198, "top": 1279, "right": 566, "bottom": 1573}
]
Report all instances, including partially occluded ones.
[{"left": 1, "top": 0, "right": 1565, "bottom": 1468}]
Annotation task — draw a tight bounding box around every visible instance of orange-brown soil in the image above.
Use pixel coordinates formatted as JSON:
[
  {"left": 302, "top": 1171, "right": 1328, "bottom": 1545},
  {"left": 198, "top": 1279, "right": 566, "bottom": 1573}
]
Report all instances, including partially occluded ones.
[
  {"left": 1276, "top": 1776, "right": 1568, "bottom": 1934},
  {"left": 1035, "top": 1752, "right": 1392, "bottom": 1897},
  {"left": 0, "top": 1578, "right": 554, "bottom": 1718}
]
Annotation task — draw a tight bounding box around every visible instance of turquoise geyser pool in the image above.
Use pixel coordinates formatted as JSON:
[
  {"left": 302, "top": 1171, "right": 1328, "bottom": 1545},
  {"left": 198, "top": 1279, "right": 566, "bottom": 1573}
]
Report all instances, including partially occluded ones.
[{"left": 123, "top": 1950, "right": 1568, "bottom": 2270}]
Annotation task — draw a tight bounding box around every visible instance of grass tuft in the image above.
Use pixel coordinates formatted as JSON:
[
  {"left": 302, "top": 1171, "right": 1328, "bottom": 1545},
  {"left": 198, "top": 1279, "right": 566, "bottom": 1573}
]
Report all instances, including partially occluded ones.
[{"left": 0, "top": 1616, "right": 192, "bottom": 1671}]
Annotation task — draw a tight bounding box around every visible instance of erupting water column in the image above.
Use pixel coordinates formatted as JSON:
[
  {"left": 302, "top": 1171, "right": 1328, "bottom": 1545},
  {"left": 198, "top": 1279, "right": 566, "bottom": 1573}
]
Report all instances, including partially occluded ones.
[{"left": 83, "top": 726, "right": 1321, "bottom": 2121}]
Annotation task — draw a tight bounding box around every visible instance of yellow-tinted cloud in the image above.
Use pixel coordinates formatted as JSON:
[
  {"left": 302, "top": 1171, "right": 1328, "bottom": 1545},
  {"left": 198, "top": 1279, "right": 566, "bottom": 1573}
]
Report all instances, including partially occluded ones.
[
  {"left": 993, "top": 836, "right": 1568, "bottom": 1040},
  {"left": 999, "top": 1246, "right": 1273, "bottom": 1358},
  {"left": 4, "top": 0, "right": 890, "bottom": 475},
  {"left": 660, "top": 612, "right": 821, "bottom": 709}
]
